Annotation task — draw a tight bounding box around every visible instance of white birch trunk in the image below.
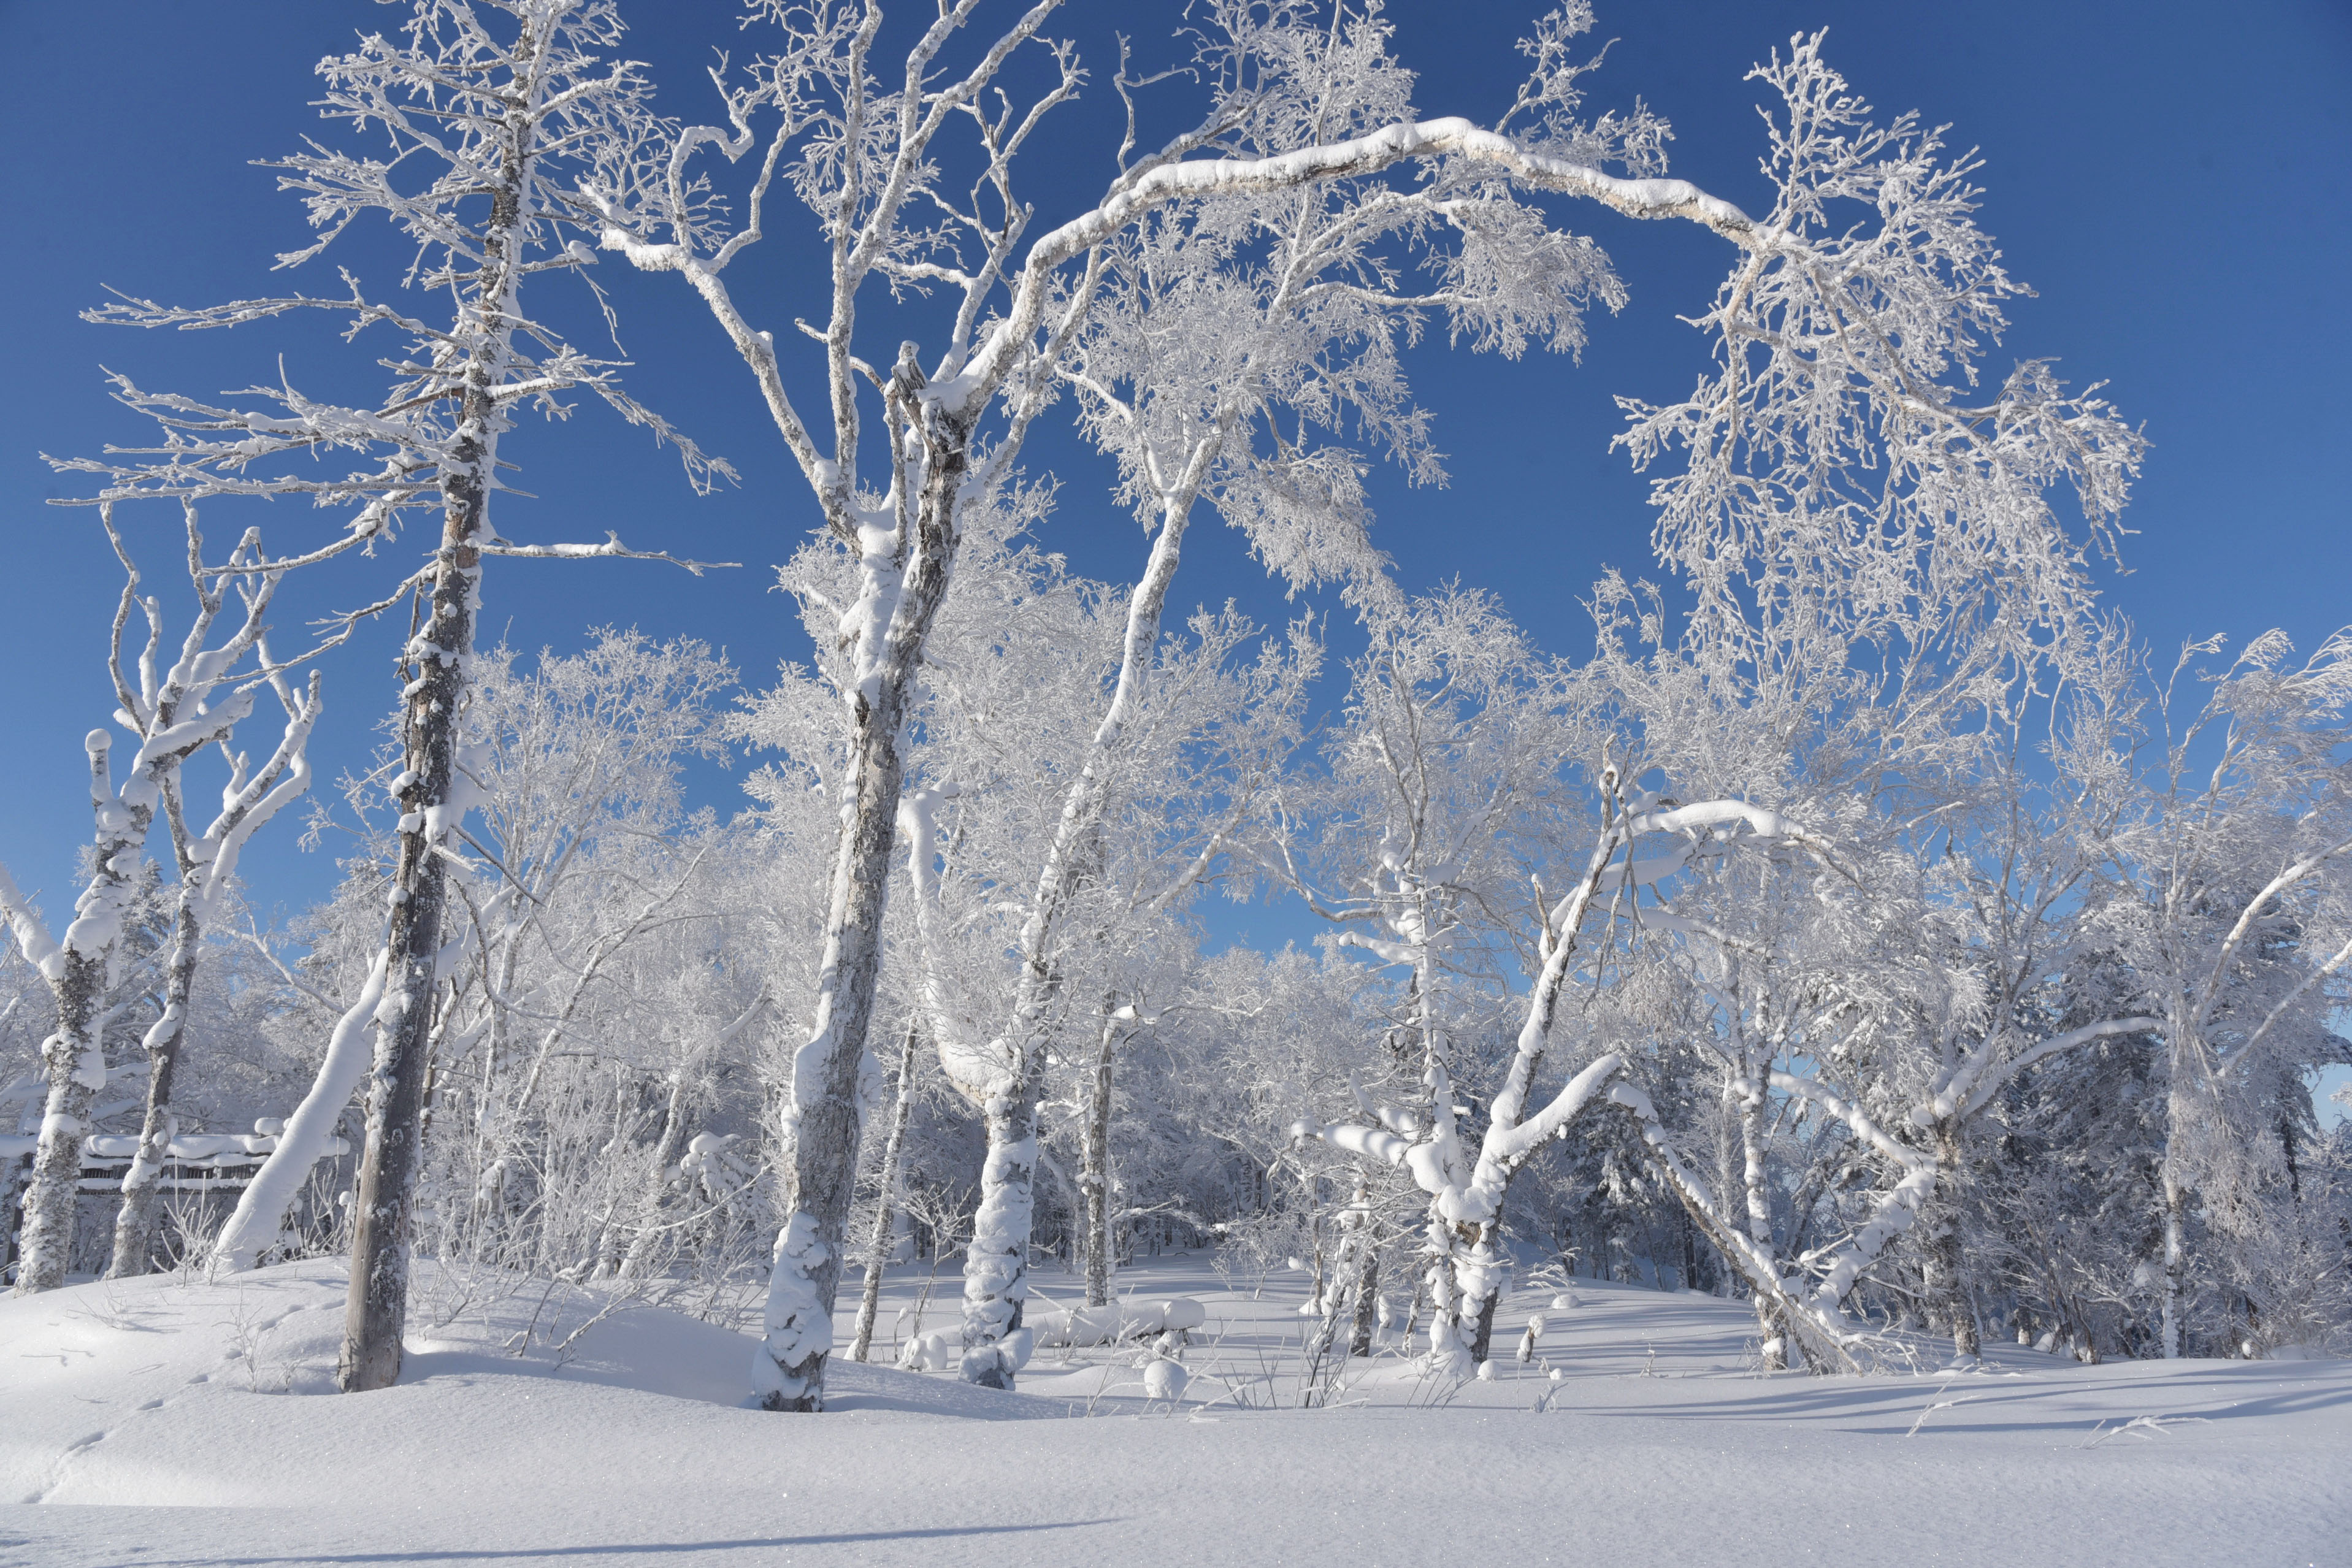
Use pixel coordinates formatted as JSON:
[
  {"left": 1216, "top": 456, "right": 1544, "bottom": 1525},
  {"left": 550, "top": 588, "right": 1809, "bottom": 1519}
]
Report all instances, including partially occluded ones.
[
  {"left": 957, "top": 1080, "right": 1037, "bottom": 1389},
  {"left": 15, "top": 950, "right": 115, "bottom": 1293},
  {"left": 957, "top": 491, "right": 1198, "bottom": 1380},
  {"left": 2160, "top": 1155, "right": 2188, "bottom": 1360},
  {"left": 757, "top": 392, "right": 973, "bottom": 1411},
  {"left": 1736, "top": 1074, "right": 1790, "bottom": 1369},
  {"left": 9, "top": 728, "right": 175, "bottom": 1295},
  {"left": 849, "top": 1022, "right": 921, "bottom": 1363}
]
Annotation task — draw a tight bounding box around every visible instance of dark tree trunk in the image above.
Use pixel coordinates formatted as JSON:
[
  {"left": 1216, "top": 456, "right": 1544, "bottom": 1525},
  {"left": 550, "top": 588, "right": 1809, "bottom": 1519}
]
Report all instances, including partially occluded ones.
[{"left": 108, "top": 900, "right": 200, "bottom": 1278}]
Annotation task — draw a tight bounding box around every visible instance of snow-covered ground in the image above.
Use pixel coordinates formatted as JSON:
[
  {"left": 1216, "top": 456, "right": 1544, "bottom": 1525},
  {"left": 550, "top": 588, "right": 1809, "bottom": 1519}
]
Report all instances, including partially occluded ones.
[{"left": 4, "top": 1255, "right": 2345, "bottom": 1566}]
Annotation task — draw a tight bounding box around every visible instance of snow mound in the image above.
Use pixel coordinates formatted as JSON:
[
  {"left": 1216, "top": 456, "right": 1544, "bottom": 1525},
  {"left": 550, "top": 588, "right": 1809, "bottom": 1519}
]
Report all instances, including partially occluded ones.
[{"left": 0, "top": 1258, "right": 1081, "bottom": 1508}]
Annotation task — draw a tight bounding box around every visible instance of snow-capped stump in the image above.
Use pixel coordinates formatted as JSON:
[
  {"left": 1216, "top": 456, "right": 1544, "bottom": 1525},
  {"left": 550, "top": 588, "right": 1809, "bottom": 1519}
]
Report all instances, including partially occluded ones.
[
  {"left": 1158, "top": 1299, "right": 1208, "bottom": 1336},
  {"left": 1031, "top": 1297, "right": 1206, "bottom": 1349},
  {"left": 897, "top": 1331, "right": 957, "bottom": 1373},
  {"left": 899, "top": 1328, "right": 1035, "bottom": 1381},
  {"left": 1141, "top": 1356, "right": 1190, "bottom": 1406},
  {"left": 1517, "top": 1312, "right": 1549, "bottom": 1364}
]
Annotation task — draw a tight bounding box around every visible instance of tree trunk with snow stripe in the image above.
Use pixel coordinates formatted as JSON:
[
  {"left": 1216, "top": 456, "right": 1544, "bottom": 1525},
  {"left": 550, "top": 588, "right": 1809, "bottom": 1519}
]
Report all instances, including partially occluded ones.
[
  {"left": 339, "top": 2, "right": 553, "bottom": 1392},
  {"left": 105, "top": 898, "right": 195, "bottom": 1280}
]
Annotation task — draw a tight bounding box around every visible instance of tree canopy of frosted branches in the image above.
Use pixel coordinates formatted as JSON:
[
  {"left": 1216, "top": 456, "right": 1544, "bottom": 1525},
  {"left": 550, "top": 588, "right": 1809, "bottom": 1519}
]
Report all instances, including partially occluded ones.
[
  {"left": 588, "top": 0, "right": 1795, "bottom": 1409},
  {"left": 8, "top": 4, "right": 2346, "bottom": 1421}
]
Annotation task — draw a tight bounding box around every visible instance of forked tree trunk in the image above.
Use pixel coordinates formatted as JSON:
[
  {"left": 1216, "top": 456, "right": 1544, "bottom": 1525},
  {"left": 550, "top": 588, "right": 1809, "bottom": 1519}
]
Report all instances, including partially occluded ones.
[{"left": 113, "top": 670, "right": 318, "bottom": 1280}]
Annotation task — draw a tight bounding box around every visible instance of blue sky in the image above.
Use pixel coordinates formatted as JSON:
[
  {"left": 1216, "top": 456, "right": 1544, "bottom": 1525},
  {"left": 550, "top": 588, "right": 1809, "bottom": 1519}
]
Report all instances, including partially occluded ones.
[{"left": 2, "top": 1, "right": 2346, "bottom": 1015}]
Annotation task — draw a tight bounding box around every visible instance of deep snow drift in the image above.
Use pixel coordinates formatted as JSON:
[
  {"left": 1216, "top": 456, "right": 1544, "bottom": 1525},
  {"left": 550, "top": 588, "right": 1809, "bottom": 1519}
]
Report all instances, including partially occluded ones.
[{"left": 2, "top": 1256, "right": 2345, "bottom": 1566}]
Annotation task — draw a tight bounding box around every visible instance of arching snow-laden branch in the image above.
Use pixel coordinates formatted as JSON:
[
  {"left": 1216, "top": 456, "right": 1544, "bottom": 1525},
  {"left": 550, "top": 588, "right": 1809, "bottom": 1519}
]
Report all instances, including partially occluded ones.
[
  {"left": 1615, "top": 34, "right": 2145, "bottom": 683},
  {"left": 589, "top": 0, "right": 1782, "bottom": 1409},
  {"left": 941, "top": 0, "right": 1663, "bottom": 1388}
]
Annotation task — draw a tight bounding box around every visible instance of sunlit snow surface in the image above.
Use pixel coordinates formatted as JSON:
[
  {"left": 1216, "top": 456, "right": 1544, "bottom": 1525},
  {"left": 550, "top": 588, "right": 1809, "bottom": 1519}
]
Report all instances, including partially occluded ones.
[{"left": 3, "top": 1256, "right": 2346, "bottom": 1565}]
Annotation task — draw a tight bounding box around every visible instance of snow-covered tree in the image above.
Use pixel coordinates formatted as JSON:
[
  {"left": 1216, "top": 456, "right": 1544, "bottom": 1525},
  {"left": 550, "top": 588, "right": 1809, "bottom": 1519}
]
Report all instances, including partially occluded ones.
[
  {"left": 1548, "top": 35, "right": 2156, "bottom": 1371},
  {"left": 2097, "top": 628, "right": 2352, "bottom": 1356},
  {"left": 219, "top": 632, "right": 764, "bottom": 1304},
  {"left": 50, "top": 0, "right": 726, "bottom": 1386},
  {"left": 591, "top": 0, "right": 1760, "bottom": 1409},
  {"left": 0, "top": 510, "right": 304, "bottom": 1294}
]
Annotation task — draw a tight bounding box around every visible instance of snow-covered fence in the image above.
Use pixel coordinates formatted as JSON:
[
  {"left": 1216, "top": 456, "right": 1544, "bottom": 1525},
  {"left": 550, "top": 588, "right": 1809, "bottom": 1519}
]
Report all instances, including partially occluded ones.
[{"left": 3, "top": 1119, "right": 347, "bottom": 1264}]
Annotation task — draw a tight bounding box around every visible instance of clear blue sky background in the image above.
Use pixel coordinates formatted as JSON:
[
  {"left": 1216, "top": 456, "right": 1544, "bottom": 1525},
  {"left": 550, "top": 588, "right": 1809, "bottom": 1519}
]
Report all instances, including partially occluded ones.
[{"left": 2, "top": 2, "right": 2346, "bottom": 1058}]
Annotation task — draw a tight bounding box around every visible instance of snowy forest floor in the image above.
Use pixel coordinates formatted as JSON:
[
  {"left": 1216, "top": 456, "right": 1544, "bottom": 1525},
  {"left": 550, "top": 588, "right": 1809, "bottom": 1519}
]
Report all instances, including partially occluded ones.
[{"left": 3, "top": 1255, "right": 2346, "bottom": 1566}]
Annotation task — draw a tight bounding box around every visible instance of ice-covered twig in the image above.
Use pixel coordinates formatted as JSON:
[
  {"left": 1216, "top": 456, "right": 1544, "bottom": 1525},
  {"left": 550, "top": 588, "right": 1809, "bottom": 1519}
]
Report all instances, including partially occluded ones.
[
  {"left": 1903, "top": 1381, "right": 1977, "bottom": 1437},
  {"left": 477, "top": 532, "right": 739, "bottom": 576},
  {"left": 2079, "top": 1414, "right": 2210, "bottom": 1449}
]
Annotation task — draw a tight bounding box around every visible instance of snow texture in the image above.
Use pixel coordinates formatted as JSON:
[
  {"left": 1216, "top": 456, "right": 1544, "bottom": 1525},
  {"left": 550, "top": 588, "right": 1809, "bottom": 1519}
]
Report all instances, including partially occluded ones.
[{"left": 3, "top": 1256, "right": 2345, "bottom": 1566}]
